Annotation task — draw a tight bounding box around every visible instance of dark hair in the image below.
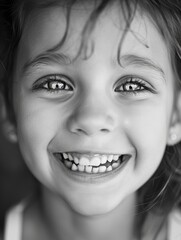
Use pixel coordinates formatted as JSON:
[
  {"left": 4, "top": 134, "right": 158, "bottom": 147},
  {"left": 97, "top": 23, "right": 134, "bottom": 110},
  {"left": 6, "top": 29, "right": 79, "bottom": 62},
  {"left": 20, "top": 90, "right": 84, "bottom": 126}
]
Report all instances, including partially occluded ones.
[{"left": 1, "top": 0, "right": 181, "bottom": 239}]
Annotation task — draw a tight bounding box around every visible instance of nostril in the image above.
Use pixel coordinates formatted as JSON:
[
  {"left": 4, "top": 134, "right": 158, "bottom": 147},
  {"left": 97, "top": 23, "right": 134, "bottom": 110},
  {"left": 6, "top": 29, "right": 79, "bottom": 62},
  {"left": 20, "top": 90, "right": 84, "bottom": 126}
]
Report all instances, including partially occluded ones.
[
  {"left": 74, "top": 128, "right": 110, "bottom": 135},
  {"left": 76, "top": 128, "right": 88, "bottom": 135},
  {"left": 100, "top": 128, "right": 110, "bottom": 133},
  {"left": 77, "top": 128, "right": 85, "bottom": 133}
]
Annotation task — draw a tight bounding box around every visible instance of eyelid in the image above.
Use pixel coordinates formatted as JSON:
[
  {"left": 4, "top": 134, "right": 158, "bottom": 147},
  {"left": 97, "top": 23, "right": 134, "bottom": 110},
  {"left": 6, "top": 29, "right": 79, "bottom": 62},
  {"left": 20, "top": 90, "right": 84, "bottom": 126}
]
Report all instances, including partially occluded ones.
[
  {"left": 114, "top": 75, "right": 156, "bottom": 93},
  {"left": 32, "top": 74, "right": 74, "bottom": 90}
]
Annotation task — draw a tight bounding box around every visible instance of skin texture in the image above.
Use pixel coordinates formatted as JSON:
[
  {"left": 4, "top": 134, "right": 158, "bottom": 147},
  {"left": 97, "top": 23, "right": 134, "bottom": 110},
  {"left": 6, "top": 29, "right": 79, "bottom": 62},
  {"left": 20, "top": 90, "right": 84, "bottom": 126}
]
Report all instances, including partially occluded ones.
[{"left": 7, "top": 2, "right": 181, "bottom": 240}]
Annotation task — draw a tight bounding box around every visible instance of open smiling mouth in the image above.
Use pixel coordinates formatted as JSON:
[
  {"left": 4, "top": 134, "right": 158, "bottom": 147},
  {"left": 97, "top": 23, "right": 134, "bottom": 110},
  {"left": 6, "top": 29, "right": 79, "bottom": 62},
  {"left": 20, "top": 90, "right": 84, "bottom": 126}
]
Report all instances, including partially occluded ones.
[{"left": 53, "top": 152, "right": 131, "bottom": 174}]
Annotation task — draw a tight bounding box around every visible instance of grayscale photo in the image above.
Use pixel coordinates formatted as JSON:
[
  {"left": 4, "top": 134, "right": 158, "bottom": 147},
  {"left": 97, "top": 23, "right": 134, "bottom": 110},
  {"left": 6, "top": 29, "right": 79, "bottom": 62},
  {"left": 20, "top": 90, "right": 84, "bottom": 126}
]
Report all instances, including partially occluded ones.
[{"left": 0, "top": 0, "right": 181, "bottom": 239}]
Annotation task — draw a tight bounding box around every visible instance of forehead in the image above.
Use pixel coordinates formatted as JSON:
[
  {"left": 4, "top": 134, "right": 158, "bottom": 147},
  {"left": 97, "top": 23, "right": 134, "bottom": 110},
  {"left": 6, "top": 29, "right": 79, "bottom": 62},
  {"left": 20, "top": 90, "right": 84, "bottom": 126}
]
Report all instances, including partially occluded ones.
[
  {"left": 19, "top": 3, "right": 122, "bottom": 56},
  {"left": 16, "top": 2, "right": 171, "bottom": 76}
]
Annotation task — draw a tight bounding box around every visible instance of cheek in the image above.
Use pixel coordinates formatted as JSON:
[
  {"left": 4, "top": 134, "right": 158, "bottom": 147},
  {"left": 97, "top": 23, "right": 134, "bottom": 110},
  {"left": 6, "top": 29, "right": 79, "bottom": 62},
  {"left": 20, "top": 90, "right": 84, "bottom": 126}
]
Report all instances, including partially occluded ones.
[
  {"left": 125, "top": 104, "right": 170, "bottom": 178},
  {"left": 14, "top": 96, "right": 63, "bottom": 183},
  {"left": 17, "top": 103, "right": 57, "bottom": 149}
]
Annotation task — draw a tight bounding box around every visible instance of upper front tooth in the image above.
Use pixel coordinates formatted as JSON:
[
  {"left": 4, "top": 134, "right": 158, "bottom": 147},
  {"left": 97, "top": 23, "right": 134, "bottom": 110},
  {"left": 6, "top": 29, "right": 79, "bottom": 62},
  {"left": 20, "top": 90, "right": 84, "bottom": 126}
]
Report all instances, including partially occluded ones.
[
  {"left": 79, "top": 157, "right": 90, "bottom": 166},
  {"left": 64, "top": 153, "right": 120, "bottom": 166},
  {"left": 101, "top": 155, "right": 107, "bottom": 164},
  {"left": 90, "top": 157, "right": 101, "bottom": 166}
]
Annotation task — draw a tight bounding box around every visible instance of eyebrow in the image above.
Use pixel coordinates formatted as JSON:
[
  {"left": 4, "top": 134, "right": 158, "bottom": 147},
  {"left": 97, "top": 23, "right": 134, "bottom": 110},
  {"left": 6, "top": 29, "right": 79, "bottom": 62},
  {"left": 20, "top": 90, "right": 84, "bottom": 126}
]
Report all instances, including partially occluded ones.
[
  {"left": 22, "top": 51, "right": 73, "bottom": 76},
  {"left": 119, "top": 54, "right": 165, "bottom": 80},
  {"left": 22, "top": 51, "right": 166, "bottom": 81}
]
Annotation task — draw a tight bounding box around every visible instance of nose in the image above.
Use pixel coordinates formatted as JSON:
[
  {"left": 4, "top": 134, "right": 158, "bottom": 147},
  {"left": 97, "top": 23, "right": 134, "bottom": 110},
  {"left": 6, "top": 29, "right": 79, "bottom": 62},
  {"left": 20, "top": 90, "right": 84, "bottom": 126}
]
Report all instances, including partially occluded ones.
[{"left": 67, "top": 97, "right": 116, "bottom": 136}]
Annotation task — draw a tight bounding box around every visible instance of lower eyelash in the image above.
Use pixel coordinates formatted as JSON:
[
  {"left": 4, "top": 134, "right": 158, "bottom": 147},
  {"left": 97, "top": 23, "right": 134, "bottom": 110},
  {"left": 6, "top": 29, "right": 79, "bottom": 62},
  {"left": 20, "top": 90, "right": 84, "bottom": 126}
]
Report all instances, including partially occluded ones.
[
  {"left": 115, "top": 76, "right": 156, "bottom": 95},
  {"left": 33, "top": 80, "right": 72, "bottom": 92},
  {"left": 115, "top": 82, "right": 146, "bottom": 93}
]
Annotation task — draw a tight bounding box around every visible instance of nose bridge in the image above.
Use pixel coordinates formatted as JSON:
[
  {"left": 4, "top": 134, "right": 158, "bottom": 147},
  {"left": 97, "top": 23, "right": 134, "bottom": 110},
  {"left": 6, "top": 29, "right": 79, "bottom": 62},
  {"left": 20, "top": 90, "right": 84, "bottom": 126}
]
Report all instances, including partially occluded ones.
[{"left": 67, "top": 89, "right": 116, "bottom": 135}]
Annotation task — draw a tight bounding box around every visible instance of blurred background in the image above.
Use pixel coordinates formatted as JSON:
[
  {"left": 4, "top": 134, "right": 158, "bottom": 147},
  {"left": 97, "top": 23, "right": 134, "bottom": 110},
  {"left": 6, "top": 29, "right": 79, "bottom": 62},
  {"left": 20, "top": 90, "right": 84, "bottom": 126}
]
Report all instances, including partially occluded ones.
[
  {"left": 0, "top": 0, "right": 37, "bottom": 234},
  {"left": 0, "top": 98, "right": 37, "bottom": 232}
]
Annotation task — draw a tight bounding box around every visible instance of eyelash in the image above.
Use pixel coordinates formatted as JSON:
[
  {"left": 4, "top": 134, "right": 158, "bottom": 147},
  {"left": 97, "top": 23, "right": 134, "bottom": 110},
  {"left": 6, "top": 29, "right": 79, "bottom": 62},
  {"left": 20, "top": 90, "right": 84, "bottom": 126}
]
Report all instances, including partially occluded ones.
[
  {"left": 114, "top": 76, "right": 155, "bottom": 95},
  {"left": 32, "top": 75, "right": 73, "bottom": 93},
  {"left": 32, "top": 75, "right": 155, "bottom": 96}
]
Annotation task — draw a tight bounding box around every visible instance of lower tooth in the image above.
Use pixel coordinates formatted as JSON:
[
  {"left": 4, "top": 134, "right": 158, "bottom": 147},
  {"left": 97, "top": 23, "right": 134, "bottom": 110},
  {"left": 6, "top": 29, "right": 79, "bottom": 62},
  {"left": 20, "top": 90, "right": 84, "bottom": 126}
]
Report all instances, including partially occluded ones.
[
  {"left": 99, "top": 166, "right": 106, "bottom": 173},
  {"left": 92, "top": 167, "right": 99, "bottom": 173},
  {"left": 65, "top": 160, "right": 122, "bottom": 173},
  {"left": 72, "top": 163, "right": 78, "bottom": 171},
  {"left": 107, "top": 166, "right": 112, "bottom": 172},
  {"left": 64, "top": 160, "right": 72, "bottom": 169},
  {"left": 78, "top": 165, "right": 84, "bottom": 172},
  {"left": 112, "top": 161, "right": 120, "bottom": 169},
  {"left": 85, "top": 166, "right": 92, "bottom": 173}
]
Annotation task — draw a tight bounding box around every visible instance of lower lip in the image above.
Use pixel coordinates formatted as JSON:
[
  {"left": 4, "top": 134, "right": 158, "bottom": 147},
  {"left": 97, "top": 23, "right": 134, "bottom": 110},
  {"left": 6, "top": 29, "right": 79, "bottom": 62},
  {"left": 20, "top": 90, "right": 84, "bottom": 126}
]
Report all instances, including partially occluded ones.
[{"left": 51, "top": 154, "right": 131, "bottom": 184}]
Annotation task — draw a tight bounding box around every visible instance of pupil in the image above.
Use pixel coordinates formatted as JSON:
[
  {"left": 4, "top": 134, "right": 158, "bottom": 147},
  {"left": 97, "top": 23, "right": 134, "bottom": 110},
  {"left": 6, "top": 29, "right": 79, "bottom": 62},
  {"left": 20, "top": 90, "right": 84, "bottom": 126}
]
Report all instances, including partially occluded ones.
[{"left": 51, "top": 82, "right": 63, "bottom": 89}]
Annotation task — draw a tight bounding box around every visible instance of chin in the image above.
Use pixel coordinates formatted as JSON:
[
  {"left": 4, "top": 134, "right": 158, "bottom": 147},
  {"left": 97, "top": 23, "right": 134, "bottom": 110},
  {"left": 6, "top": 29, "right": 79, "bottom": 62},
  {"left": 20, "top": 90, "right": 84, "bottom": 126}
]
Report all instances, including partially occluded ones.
[{"left": 67, "top": 196, "right": 121, "bottom": 217}]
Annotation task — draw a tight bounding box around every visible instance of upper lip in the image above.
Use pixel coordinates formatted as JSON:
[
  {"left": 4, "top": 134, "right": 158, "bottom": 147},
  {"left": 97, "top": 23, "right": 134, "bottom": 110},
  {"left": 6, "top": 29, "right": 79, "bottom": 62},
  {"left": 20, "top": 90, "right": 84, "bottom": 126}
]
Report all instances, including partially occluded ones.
[
  {"left": 51, "top": 148, "right": 135, "bottom": 158},
  {"left": 53, "top": 151, "right": 133, "bottom": 157},
  {"left": 55, "top": 151, "right": 122, "bottom": 155}
]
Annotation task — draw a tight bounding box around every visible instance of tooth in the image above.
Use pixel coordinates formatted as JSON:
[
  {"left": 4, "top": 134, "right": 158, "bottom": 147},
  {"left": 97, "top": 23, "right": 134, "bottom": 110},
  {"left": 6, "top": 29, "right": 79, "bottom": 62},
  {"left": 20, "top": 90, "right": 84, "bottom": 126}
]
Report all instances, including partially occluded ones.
[
  {"left": 71, "top": 163, "right": 78, "bottom": 171},
  {"left": 74, "top": 157, "right": 79, "bottom": 164},
  {"left": 101, "top": 155, "right": 107, "bottom": 164},
  {"left": 92, "top": 167, "right": 99, "bottom": 173},
  {"left": 99, "top": 166, "right": 106, "bottom": 173},
  {"left": 107, "top": 166, "right": 112, "bottom": 171},
  {"left": 107, "top": 155, "right": 113, "bottom": 162},
  {"left": 85, "top": 166, "right": 92, "bottom": 173},
  {"left": 112, "top": 162, "right": 120, "bottom": 169},
  {"left": 63, "top": 153, "right": 68, "bottom": 159},
  {"left": 64, "top": 160, "right": 72, "bottom": 169},
  {"left": 113, "top": 155, "right": 119, "bottom": 161},
  {"left": 90, "top": 157, "right": 100, "bottom": 166},
  {"left": 79, "top": 157, "right": 90, "bottom": 166},
  {"left": 68, "top": 153, "right": 73, "bottom": 161},
  {"left": 78, "top": 165, "right": 84, "bottom": 172}
]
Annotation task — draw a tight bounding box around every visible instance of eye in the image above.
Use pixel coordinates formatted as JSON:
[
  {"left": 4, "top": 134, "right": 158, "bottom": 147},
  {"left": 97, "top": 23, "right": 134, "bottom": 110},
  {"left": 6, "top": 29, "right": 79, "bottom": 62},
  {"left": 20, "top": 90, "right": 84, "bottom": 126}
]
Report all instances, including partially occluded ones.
[
  {"left": 44, "top": 80, "right": 71, "bottom": 91},
  {"left": 114, "top": 76, "right": 155, "bottom": 95},
  {"left": 32, "top": 74, "right": 73, "bottom": 92}
]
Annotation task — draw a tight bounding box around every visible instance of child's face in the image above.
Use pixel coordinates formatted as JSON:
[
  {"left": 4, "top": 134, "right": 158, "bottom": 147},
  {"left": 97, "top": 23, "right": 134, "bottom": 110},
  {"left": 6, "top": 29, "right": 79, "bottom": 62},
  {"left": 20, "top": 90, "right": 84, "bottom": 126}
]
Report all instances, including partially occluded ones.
[{"left": 12, "top": 3, "right": 178, "bottom": 215}]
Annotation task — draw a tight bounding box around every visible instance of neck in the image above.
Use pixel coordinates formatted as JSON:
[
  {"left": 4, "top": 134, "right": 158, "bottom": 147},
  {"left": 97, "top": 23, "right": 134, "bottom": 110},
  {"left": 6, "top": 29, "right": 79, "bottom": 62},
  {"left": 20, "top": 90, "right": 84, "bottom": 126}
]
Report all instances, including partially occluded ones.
[{"left": 39, "top": 187, "right": 137, "bottom": 240}]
